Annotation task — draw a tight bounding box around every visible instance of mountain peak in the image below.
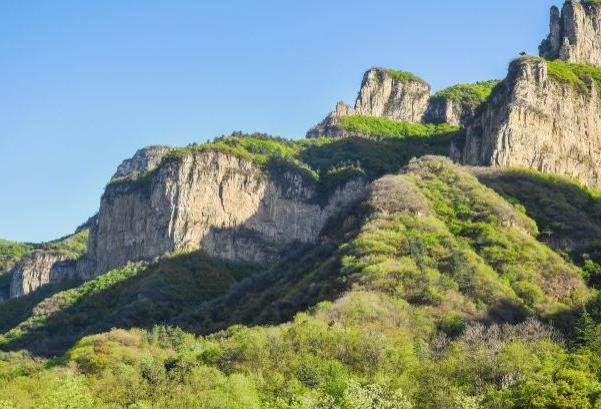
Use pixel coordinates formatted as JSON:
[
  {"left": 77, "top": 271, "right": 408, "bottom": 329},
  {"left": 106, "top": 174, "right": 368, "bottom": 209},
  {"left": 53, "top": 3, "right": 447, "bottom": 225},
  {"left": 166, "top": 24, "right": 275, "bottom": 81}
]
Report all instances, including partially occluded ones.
[{"left": 540, "top": 0, "right": 601, "bottom": 66}]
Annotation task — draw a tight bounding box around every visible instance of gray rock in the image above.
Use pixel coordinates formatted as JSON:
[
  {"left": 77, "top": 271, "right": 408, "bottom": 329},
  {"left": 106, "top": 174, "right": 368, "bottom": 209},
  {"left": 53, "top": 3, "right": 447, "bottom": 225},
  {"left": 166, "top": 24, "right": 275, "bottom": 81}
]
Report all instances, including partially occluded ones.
[
  {"left": 9, "top": 250, "right": 77, "bottom": 298},
  {"left": 455, "top": 57, "right": 601, "bottom": 188},
  {"left": 308, "top": 68, "right": 431, "bottom": 138},
  {"left": 79, "top": 150, "right": 367, "bottom": 277},
  {"left": 111, "top": 145, "right": 172, "bottom": 181},
  {"left": 354, "top": 68, "right": 431, "bottom": 122},
  {"left": 424, "top": 98, "right": 478, "bottom": 127},
  {"left": 540, "top": 1, "right": 601, "bottom": 66}
]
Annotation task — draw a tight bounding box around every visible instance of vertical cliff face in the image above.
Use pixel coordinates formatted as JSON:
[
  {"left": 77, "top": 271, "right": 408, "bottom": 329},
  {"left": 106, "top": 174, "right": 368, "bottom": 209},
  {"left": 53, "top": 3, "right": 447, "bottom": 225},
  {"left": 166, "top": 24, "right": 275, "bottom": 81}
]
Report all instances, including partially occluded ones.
[
  {"left": 82, "top": 150, "right": 367, "bottom": 277},
  {"left": 540, "top": 1, "right": 601, "bottom": 66},
  {"left": 425, "top": 98, "right": 477, "bottom": 127},
  {"left": 456, "top": 57, "right": 601, "bottom": 188},
  {"left": 9, "top": 250, "right": 77, "bottom": 298},
  {"left": 353, "top": 68, "right": 431, "bottom": 122}
]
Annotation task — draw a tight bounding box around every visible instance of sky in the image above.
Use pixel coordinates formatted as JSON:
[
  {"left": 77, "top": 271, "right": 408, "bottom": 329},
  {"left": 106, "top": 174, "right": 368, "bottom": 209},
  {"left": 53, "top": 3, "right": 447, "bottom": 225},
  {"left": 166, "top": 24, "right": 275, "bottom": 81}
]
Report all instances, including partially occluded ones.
[{"left": 1, "top": 0, "right": 558, "bottom": 242}]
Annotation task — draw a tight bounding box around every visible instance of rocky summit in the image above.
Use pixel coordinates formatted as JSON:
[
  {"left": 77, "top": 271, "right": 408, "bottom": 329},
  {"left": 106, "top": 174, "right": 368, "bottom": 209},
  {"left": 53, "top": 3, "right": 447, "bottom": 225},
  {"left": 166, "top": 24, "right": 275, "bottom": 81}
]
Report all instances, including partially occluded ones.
[
  {"left": 540, "top": 0, "right": 601, "bottom": 66},
  {"left": 5, "top": 1, "right": 601, "bottom": 408}
]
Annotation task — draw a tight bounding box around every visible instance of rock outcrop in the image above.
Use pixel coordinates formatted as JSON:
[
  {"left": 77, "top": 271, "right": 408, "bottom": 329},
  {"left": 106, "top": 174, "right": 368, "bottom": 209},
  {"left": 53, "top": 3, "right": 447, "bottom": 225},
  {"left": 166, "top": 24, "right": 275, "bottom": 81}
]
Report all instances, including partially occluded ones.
[
  {"left": 308, "top": 68, "right": 431, "bottom": 138},
  {"left": 9, "top": 250, "right": 77, "bottom": 298},
  {"left": 540, "top": 1, "right": 601, "bottom": 66},
  {"left": 353, "top": 68, "right": 431, "bottom": 122},
  {"left": 454, "top": 57, "right": 601, "bottom": 188},
  {"left": 81, "top": 150, "right": 367, "bottom": 277},
  {"left": 111, "top": 145, "right": 171, "bottom": 181}
]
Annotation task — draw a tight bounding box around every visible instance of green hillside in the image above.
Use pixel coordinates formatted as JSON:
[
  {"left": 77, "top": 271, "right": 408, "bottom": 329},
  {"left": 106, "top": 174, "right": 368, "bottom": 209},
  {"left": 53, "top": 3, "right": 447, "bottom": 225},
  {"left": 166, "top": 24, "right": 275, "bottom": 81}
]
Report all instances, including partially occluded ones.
[{"left": 2, "top": 157, "right": 600, "bottom": 408}]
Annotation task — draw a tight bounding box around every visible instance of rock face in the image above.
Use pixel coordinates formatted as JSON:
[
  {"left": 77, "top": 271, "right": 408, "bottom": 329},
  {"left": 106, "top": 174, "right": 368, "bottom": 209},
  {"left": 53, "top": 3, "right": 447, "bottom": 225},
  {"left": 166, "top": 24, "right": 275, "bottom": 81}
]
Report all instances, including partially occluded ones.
[
  {"left": 9, "top": 250, "right": 77, "bottom": 298},
  {"left": 111, "top": 145, "right": 171, "bottom": 181},
  {"left": 81, "top": 150, "right": 367, "bottom": 277},
  {"left": 353, "top": 68, "right": 431, "bottom": 122},
  {"left": 455, "top": 57, "right": 601, "bottom": 188},
  {"left": 424, "top": 98, "right": 477, "bottom": 127},
  {"left": 540, "top": 1, "right": 601, "bottom": 66},
  {"left": 308, "top": 68, "right": 431, "bottom": 138}
]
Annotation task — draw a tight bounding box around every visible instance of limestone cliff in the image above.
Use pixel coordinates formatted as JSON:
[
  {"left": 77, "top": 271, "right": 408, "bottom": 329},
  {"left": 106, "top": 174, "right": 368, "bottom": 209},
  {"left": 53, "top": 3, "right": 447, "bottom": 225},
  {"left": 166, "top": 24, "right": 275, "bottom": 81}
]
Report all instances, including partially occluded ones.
[
  {"left": 540, "top": 0, "right": 601, "bottom": 66},
  {"left": 81, "top": 150, "right": 367, "bottom": 277},
  {"left": 112, "top": 145, "right": 171, "bottom": 181},
  {"left": 353, "top": 68, "right": 431, "bottom": 121},
  {"left": 9, "top": 250, "right": 77, "bottom": 298},
  {"left": 308, "top": 68, "right": 430, "bottom": 138},
  {"left": 455, "top": 57, "right": 601, "bottom": 188}
]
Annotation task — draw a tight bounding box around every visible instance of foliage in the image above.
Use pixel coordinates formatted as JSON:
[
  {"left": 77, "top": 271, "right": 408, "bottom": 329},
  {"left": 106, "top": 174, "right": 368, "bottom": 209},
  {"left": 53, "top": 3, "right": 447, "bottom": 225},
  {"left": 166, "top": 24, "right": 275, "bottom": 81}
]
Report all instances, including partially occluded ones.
[
  {"left": 430, "top": 80, "right": 500, "bottom": 108},
  {"left": 0, "top": 148, "right": 600, "bottom": 407},
  {"left": 0, "top": 252, "right": 260, "bottom": 356},
  {"left": 0, "top": 241, "right": 33, "bottom": 276},
  {"left": 475, "top": 167, "right": 601, "bottom": 287},
  {"left": 118, "top": 130, "right": 459, "bottom": 201},
  {"left": 334, "top": 115, "right": 459, "bottom": 138},
  {"left": 545, "top": 59, "right": 601, "bottom": 95},
  {"left": 41, "top": 230, "right": 89, "bottom": 259},
  {"left": 383, "top": 68, "right": 427, "bottom": 85}
]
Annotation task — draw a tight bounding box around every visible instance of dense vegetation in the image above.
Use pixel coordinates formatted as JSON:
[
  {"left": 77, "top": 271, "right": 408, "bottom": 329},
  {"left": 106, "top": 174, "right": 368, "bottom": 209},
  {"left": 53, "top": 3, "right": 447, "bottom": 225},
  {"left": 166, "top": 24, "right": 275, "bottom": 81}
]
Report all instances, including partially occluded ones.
[
  {"left": 475, "top": 168, "right": 601, "bottom": 288},
  {"left": 2, "top": 157, "right": 600, "bottom": 407},
  {"left": 545, "top": 58, "right": 601, "bottom": 95},
  {"left": 334, "top": 116, "right": 459, "bottom": 139},
  {"left": 0, "top": 252, "right": 260, "bottom": 356},
  {"left": 430, "top": 80, "right": 500, "bottom": 108}
]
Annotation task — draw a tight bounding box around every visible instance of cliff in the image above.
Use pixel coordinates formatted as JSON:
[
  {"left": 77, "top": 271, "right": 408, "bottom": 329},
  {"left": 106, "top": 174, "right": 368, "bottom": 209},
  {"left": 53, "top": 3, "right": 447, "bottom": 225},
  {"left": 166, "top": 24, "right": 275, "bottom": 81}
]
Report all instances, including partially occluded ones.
[
  {"left": 307, "top": 68, "right": 431, "bottom": 138},
  {"left": 308, "top": 69, "right": 496, "bottom": 138},
  {"left": 81, "top": 149, "right": 366, "bottom": 277},
  {"left": 7, "top": 230, "right": 89, "bottom": 298},
  {"left": 111, "top": 145, "right": 171, "bottom": 181},
  {"left": 454, "top": 57, "right": 601, "bottom": 188},
  {"left": 9, "top": 250, "right": 77, "bottom": 298},
  {"left": 540, "top": 0, "right": 601, "bottom": 66}
]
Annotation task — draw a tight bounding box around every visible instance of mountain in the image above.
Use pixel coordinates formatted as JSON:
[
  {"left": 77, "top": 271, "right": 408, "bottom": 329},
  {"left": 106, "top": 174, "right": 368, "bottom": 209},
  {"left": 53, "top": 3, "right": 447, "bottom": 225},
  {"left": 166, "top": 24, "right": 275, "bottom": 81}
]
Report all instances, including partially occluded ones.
[{"left": 3, "top": 1, "right": 601, "bottom": 408}]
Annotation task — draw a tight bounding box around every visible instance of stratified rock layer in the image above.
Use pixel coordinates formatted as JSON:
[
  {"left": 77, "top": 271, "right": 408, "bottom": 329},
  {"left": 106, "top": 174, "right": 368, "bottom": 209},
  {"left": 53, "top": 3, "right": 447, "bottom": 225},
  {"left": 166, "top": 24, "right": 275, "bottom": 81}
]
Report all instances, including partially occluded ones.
[
  {"left": 455, "top": 57, "right": 601, "bottom": 188},
  {"left": 540, "top": 1, "right": 601, "bottom": 66},
  {"left": 81, "top": 150, "right": 367, "bottom": 277}
]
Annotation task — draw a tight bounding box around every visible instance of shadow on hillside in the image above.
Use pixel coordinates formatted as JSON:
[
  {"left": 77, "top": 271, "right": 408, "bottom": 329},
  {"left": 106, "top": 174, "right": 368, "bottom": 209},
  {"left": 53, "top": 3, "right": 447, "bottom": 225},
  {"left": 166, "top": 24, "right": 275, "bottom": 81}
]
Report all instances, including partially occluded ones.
[
  {"left": 476, "top": 169, "right": 601, "bottom": 266},
  {"left": 0, "top": 252, "right": 262, "bottom": 357},
  {"left": 300, "top": 134, "right": 454, "bottom": 181}
]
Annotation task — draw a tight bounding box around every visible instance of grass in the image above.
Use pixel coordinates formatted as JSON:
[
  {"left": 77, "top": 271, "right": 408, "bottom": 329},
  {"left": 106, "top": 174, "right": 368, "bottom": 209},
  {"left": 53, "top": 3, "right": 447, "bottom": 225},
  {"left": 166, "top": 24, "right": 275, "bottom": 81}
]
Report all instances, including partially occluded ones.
[
  {"left": 334, "top": 115, "right": 459, "bottom": 138},
  {"left": 431, "top": 80, "right": 500, "bottom": 108},
  {"left": 545, "top": 59, "right": 601, "bottom": 95},
  {"left": 0, "top": 241, "right": 34, "bottom": 275},
  {"left": 41, "top": 230, "right": 89, "bottom": 259},
  {"left": 383, "top": 68, "right": 427, "bottom": 85}
]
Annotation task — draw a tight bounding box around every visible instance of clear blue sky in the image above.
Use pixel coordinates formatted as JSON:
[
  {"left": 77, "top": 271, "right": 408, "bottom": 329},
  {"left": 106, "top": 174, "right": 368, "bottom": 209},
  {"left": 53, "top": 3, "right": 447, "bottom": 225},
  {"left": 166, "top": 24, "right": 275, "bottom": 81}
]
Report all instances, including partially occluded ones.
[{"left": 1, "top": 0, "right": 557, "bottom": 242}]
